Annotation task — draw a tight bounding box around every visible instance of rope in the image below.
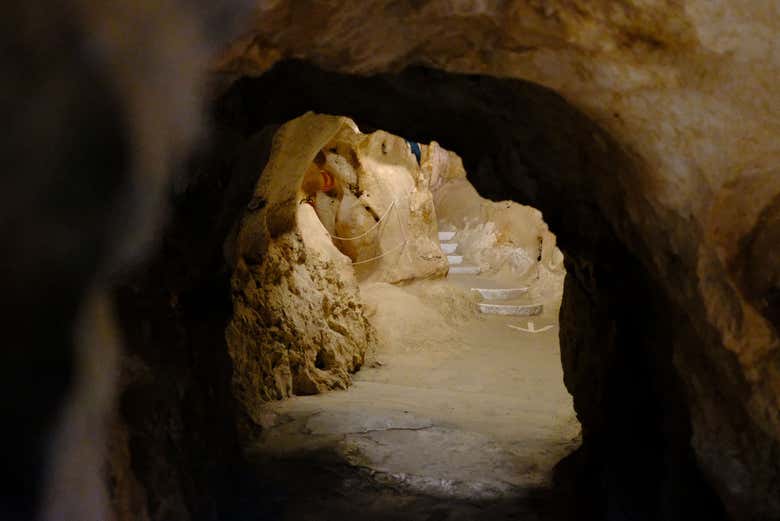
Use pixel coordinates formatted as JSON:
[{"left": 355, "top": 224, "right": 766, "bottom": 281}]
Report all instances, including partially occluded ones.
[
  {"left": 325, "top": 194, "right": 410, "bottom": 266},
  {"left": 329, "top": 200, "right": 397, "bottom": 241},
  {"left": 350, "top": 239, "right": 408, "bottom": 265}
]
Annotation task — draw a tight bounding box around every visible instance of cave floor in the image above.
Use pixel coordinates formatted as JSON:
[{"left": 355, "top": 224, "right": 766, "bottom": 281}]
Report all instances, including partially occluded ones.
[{"left": 245, "top": 273, "right": 580, "bottom": 520}]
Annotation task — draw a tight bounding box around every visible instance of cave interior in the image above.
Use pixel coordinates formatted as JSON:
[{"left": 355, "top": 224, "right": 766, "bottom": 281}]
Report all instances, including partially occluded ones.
[{"left": 110, "top": 60, "right": 731, "bottom": 520}]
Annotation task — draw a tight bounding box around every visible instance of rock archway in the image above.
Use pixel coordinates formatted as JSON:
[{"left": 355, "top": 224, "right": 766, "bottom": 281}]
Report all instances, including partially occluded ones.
[
  {"left": 213, "top": 60, "right": 734, "bottom": 519},
  {"left": 106, "top": 4, "right": 780, "bottom": 521},
  {"left": 8, "top": 3, "right": 780, "bottom": 521}
]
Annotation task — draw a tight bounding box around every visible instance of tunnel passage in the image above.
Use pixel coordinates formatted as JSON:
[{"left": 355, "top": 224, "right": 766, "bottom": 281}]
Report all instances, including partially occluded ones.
[
  {"left": 225, "top": 112, "right": 575, "bottom": 513},
  {"left": 211, "top": 60, "right": 728, "bottom": 519},
  {"left": 113, "top": 60, "right": 729, "bottom": 519},
  {"left": 225, "top": 114, "right": 575, "bottom": 505}
]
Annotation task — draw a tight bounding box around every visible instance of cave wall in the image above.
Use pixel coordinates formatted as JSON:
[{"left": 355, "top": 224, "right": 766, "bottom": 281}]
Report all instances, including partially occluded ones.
[{"left": 109, "top": 124, "right": 273, "bottom": 520}]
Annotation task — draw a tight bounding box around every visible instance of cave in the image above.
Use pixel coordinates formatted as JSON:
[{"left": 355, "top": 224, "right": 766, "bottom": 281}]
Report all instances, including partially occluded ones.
[
  {"left": 7, "top": 4, "right": 780, "bottom": 521},
  {"left": 108, "top": 59, "right": 736, "bottom": 520},
  {"left": 221, "top": 106, "right": 575, "bottom": 519}
]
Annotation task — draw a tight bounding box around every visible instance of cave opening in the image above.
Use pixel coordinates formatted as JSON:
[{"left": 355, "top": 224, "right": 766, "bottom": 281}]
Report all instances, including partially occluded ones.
[
  {"left": 223, "top": 106, "right": 576, "bottom": 519},
  {"left": 113, "top": 59, "right": 729, "bottom": 520}
]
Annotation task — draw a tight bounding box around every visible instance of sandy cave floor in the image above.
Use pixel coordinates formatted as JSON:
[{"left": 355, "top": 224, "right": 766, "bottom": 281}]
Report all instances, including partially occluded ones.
[{"left": 244, "top": 272, "right": 580, "bottom": 520}]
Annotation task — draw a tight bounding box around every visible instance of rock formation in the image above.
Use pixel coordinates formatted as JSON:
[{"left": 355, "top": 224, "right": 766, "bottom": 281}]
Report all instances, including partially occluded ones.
[
  {"left": 427, "top": 140, "right": 564, "bottom": 279},
  {"left": 228, "top": 113, "right": 499, "bottom": 427},
  {"left": 227, "top": 115, "right": 375, "bottom": 423},
  {"left": 321, "top": 127, "right": 448, "bottom": 283}
]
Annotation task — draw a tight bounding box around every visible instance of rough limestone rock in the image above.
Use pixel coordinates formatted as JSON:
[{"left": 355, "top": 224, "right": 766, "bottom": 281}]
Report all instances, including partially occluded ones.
[
  {"left": 345, "top": 129, "right": 447, "bottom": 283},
  {"left": 214, "top": 2, "right": 780, "bottom": 519},
  {"left": 226, "top": 114, "right": 376, "bottom": 424},
  {"left": 425, "top": 141, "right": 564, "bottom": 278}
]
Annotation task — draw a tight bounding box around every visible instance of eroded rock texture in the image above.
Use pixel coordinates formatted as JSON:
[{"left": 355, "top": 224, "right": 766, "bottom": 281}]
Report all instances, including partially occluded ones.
[
  {"left": 226, "top": 115, "right": 375, "bottom": 424},
  {"left": 228, "top": 217, "right": 372, "bottom": 403}
]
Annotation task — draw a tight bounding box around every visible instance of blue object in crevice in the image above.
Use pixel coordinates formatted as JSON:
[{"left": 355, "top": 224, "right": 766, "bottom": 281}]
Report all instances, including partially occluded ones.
[{"left": 406, "top": 139, "right": 421, "bottom": 165}]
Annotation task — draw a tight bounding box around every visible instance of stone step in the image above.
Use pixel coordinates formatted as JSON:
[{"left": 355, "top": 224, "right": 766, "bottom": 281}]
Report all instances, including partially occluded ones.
[
  {"left": 447, "top": 255, "right": 463, "bottom": 265},
  {"left": 448, "top": 265, "right": 481, "bottom": 275},
  {"left": 470, "top": 287, "right": 529, "bottom": 300},
  {"left": 440, "top": 242, "right": 458, "bottom": 254},
  {"left": 438, "top": 231, "right": 456, "bottom": 241},
  {"left": 477, "top": 302, "right": 543, "bottom": 316}
]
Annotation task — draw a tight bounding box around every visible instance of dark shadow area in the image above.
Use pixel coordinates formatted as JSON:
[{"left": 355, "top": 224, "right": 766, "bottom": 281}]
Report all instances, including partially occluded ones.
[
  {"left": 111, "top": 126, "right": 279, "bottom": 519},
  {"left": 113, "top": 59, "right": 728, "bottom": 520},
  {"left": 228, "top": 446, "right": 577, "bottom": 521},
  {"left": 0, "top": 8, "right": 132, "bottom": 517}
]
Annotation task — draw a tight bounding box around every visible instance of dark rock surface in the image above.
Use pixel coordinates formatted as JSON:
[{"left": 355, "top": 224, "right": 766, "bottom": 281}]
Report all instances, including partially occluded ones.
[{"left": 110, "top": 125, "right": 276, "bottom": 520}]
